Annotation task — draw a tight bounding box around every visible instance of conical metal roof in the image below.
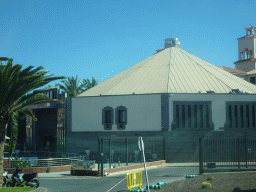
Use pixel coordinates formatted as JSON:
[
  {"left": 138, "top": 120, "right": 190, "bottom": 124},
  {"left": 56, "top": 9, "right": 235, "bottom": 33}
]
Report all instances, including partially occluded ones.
[{"left": 78, "top": 47, "right": 256, "bottom": 96}]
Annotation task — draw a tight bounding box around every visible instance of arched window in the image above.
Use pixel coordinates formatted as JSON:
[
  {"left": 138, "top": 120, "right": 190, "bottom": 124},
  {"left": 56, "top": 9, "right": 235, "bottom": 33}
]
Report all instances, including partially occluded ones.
[
  {"left": 240, "top": 52, "right": 244, "bottom": 60},
  {"left": 244, "top": 52, "right": 247, "bottom": 60},
  {"left": 102, "top": 106, "right": 114, "bottom": 130},
  {"left": 115, "top": 106, "right": 127, "bottom": 130}
]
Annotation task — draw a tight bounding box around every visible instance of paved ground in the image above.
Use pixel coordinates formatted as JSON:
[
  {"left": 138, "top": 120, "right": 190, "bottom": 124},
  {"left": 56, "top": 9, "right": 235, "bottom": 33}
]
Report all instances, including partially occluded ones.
[
  {"left": 23, "top": 163, "right": 199, "bottom": 192},
  {"left": 22, "top": 162, "right": 198, "bottom": 178},
  {"left": 4, "top": 163, "right": 199, "bottom": 191}
]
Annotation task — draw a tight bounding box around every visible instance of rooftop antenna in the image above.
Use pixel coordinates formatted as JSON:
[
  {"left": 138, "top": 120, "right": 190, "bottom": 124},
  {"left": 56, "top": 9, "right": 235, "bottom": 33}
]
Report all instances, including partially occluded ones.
[{"left": 171, "top": 31, "right": 172, "bottom": 38}]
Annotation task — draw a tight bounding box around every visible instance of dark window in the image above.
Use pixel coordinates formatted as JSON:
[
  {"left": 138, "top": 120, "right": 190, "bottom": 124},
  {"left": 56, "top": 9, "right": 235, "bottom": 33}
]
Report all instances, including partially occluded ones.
[
  {"left": 172, "top": 101, "right": 213, "bottom": 130},
  {"left": 115, "top": 106, "right": 127, "bottom": 130},
  {"left": 194, "top": 105, "right": 197, "bottom": 128},
  {"left": 250, "top": 77, "right": 255, "bottom": 84},
  {"left": 246, "top": 105, "right": 249, "bottom": 127},
  {"left": 182, "top": 105, "right": 185, "bottom": 128},
  {"left": 176, "top": 105, "right": 179, "bottom": 127},
  {"left": 118, "top": 110, "right": 125, "bottom": 123},
  {"left": 105, "top": 110, "right": 111, "bottom": 123},
  {"left": 188, "top": 105, "right": 191, "bottom": 128},
  {"left": 206, "top": 105, "right": 209, "bottom": 128},
  {"left": 200, "top": 105, "right": 203, "bottom": 127},
  {"left": 225, "top": 102, "right": 256, "bottom": 129},
  {"left": 102, "top": 106, "right": 114, "bottom": 130},
  {"left": 240, "top": 105, "right": 243, "bottom": 128}
]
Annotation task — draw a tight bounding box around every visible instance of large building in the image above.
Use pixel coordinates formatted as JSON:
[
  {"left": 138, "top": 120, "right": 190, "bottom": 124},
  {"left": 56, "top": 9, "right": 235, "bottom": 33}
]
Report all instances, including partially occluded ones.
[
  {"left": 220, "top": 26, "right": 256, "bottom": 84},
  {"left": 66, "top": 34, "right": 256, "bottom": 162},
  {"left": 6, "top": 87, "right": 67, "bottom": 155}
]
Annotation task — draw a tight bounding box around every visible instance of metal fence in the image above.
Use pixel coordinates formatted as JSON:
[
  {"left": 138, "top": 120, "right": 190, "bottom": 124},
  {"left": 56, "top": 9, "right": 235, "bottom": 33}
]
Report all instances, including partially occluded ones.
[
  {"left": 97, "top": 137, "right": 165, "bottom": 173},
  {"left": 199, "top": 136, "right": 256, "bottom": 174},
  {"left": 5, "top": 155, "right": 84, "bottom": 168},
  {"left": 4, "top": 151, "right": 82, "bottom": 159}
]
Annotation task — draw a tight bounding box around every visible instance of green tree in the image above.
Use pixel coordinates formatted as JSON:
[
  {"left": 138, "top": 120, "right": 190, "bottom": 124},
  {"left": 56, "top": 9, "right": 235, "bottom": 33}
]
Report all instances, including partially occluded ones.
[
  {"left": 7, "top": 113, "right": 19, "bottom": 159},
  {"left": 82, "top": 77, "right": 99, "bottom": 91},
  {"left": 57, "top": 76, "right": 85, "bottom": 97},
  {"left": 0, "top": 58, "right": 65, "bottom": 187}
]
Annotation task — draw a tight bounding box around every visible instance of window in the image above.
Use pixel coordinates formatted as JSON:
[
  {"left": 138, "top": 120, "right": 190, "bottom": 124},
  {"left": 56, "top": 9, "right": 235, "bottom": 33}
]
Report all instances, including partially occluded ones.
[
  {"left": 102, "top": 106, "right": 114, "bottom": 130},
  {"left": 171, "top": 101, "right": 214, "bottom": 130},
  {"left": 105, "top": 110, "right": 112, "bottom": 123},
  {"left": 225, "top": 102, "right": 256, "bottom": 129},
  {"left": 118, "top": 110, "right": 125, "bottom": 123},
  {"left": 115, "top": 106, "right": 127, "bottom": 130}
]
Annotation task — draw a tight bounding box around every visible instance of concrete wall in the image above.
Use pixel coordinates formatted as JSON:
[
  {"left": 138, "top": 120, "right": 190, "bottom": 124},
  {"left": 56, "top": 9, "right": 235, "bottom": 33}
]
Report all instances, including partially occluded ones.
[
  {"left": 169, "top": 93, "right": 256, "bottom": 131},
  {"left": 236, "top": 60, "right": 256, "bottom": 72},
  {"left": 66, "top": 93, "right": 256, "bottom": 162},
  {"left": 238, "top": 36, "right": 254, "bottom": 59},
  {"left": 71, "top": 94, "right": 161, "bottom": 132}
]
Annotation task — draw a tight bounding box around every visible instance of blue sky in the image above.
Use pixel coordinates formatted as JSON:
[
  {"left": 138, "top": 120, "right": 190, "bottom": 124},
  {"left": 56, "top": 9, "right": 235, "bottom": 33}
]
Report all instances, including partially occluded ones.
[{"left": 1, "top": 0, "right": 256, "bottom": 86}]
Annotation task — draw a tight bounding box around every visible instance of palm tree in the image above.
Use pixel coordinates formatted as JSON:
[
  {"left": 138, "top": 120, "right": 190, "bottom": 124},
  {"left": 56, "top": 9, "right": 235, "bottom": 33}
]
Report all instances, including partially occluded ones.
[
  {"left": 0, "top": 58, "right": 65, "bottom": 187},
  {"left": 82, "top": 77, "right": 99, "bottom": 91},
  {"left": 57, "top": 76, "right": 85, "bottom": 97}
]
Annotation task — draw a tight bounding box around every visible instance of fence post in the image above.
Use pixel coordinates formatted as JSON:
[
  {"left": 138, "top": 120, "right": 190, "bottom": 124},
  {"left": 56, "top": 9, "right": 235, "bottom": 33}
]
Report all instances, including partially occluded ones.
[
  {"left": 199, "top": 137, "right": 204, "bottom": 174},
  {"left": 237, "top": 138, "right": 240, "bottom": 170},
  {"left": 98, "top": 138, "right": 101, "bottom": 172},
  {"left": 101, "top": 138, "right": 104, "bottom": 177},
  {"left": 126, "top": 138, "right": 128, "bottom": 166},
  {"left": 245, "top": 137, "right": 248, "bottom": 168},
  {"left": 109, "top": 138, "right": 111, "bottom": 169}
]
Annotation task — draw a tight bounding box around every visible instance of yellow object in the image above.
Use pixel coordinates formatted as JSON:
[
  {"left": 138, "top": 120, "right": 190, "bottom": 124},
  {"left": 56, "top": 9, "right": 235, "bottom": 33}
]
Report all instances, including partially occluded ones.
[{"left": 126, "top": 171, "right": 143, "bottom": 191}]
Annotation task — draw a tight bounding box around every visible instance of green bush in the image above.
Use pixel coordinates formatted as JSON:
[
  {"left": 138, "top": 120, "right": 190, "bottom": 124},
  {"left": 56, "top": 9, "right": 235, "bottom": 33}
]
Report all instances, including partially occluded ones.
[
  {"left": 62, "top": 154, "right": 67, "bottom": 158},
  {"left": 202, "top": 182, "right": 212, "bottom": 189},
  {"left": 11, "top": 156, "right": 32, "bottom": 168},
  {"left": 207, "top": 175, "right": 214, "bottom": 181}
]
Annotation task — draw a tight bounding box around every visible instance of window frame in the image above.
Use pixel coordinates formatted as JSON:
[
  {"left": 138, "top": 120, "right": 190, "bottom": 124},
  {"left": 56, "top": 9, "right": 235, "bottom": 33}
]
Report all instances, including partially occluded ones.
[
  {"left": 171, "top": 101, "right": 214, "bottom": 131},
  {"left": 102, "top": 106, "right": 114, "bottom": 130},
  {"left": 224, "top": 101, "right": 256, "bottom": 130},
  {"left": 115, "top": 106, "right": 127, "bottom": 130}
]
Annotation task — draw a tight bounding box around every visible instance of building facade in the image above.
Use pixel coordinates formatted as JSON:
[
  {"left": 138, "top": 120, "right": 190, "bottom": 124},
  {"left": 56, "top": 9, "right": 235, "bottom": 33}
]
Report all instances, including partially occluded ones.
[
  {"left": 221, "top": 26, "right": 256, "bottom": 84},
  {"left": 66, "top": 36, "right": 256, "bottom": 162},
  {"left": 22, "top": 87, "right": 66, "bottom": 153}
]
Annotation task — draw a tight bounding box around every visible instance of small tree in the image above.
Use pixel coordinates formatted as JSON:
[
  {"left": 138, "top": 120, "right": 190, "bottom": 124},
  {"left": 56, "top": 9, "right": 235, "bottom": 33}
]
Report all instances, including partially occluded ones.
[
  {"left": 82, "top": 77, "right": 99, "bottom": 91},
  {"left": 57, "top": 76, "right": 85, "bottom": 97}
]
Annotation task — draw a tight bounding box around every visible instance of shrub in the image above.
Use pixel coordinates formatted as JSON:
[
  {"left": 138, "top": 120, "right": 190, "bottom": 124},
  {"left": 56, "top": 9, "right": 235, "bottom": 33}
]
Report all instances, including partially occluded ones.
[
  {"left": 207, "top": 175, "right": 214, "bottom": 181},
  {"left": 202, "top": 182, "right": 212, "bottom": 189},
  {"left": 11, "top": 157, "right": 32, "bottom": 168}
]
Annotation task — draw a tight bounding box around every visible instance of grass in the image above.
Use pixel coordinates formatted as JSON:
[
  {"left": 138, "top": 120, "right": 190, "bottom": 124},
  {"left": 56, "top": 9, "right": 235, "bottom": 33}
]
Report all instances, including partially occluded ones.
[
  {"left": 0, "top": 188, "right": 35, "bottom": 192},
  {"left": 150, "top": 171, "right": 256, "bottom": 192}
]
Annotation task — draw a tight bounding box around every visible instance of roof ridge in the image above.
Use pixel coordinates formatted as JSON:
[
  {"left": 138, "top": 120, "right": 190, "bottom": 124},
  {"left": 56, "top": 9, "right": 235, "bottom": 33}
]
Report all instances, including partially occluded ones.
[
  {"left": 178, "top": 48, "right": 233, "bottom": 92},
  {"left": 179, "top": 49, "right": 256, "bottom": 93}
]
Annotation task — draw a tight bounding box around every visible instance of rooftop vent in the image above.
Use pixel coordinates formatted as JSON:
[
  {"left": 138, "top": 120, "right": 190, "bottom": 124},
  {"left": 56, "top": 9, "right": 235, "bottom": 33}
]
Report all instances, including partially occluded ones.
[
  {"left": 231, "top": 89, "right": 241, "bottom": 94},
  {"left": 165, "top": 38, "right": 180, "bottom": 48}
]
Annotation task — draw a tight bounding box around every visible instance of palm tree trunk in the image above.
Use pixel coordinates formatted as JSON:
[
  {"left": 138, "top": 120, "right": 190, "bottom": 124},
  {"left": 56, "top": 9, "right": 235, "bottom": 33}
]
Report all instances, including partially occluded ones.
[{"left": 0, "top": 122, "right": 7, "bottom": 187}]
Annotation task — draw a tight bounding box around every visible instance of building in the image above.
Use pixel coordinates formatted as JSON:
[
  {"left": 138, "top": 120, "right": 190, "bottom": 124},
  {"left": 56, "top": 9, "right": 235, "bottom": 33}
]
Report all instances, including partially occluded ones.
[
  {"left": 66, "top": 37, "right": 256, "bottom": 162},
  {"left": 220, "top": 26, "right": 256, "bottom": 84},
  {"left": 15, "top": 87, "right": 67, "bottom": 153}
]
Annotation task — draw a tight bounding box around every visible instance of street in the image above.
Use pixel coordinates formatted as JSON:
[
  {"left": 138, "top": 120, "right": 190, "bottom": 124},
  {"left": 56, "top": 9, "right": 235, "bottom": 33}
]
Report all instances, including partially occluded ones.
[{"left": 37, "top": 166, "right": 199, "bottom": 192}]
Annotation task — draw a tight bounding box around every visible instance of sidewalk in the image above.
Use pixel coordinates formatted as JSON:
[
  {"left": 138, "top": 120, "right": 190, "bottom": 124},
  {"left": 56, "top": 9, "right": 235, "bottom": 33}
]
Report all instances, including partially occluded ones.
[
  {"left": 6, "top": 162, "right": 199, "bottom": 179},
  {"left": 31, "top": 162, "right": 199, "bottom": 178}
]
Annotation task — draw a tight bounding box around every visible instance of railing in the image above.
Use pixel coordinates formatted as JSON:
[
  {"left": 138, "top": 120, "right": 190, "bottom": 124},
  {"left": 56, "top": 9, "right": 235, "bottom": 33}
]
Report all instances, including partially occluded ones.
[
  {"left": 4, "top": 155, "right": 85, "bottom": 168},
  {"left": 5, "top": 151, "right": 83, "bottom": 159},
  {"left": 199, "top": 136, "right": 256, "bottom": 174}
]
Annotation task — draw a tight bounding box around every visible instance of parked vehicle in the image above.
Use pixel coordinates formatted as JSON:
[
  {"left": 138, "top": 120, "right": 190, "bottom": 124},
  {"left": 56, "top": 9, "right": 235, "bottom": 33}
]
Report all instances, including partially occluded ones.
[
  {"left": 2, "top": 169, "right": 8, "bottom": 187},
  {"left": 6, "top": 168, "right": 39, "bottom": 188}
]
